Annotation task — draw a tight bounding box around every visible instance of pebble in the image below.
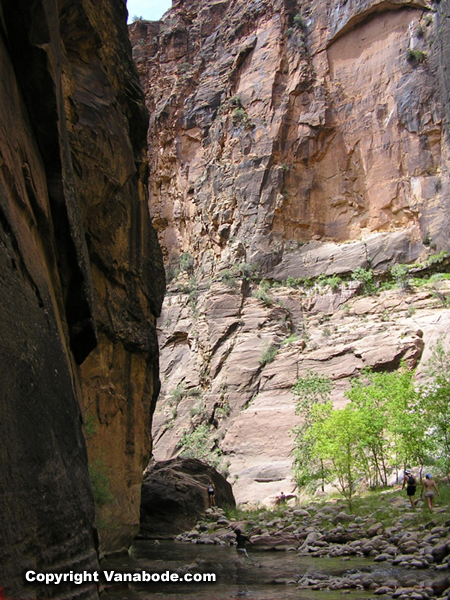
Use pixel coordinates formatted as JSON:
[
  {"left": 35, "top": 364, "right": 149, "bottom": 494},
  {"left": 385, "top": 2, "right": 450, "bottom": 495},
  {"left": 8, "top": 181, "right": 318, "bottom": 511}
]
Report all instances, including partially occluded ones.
[{"left": 374, "top": 586, "right": 391, "bottom": 594}]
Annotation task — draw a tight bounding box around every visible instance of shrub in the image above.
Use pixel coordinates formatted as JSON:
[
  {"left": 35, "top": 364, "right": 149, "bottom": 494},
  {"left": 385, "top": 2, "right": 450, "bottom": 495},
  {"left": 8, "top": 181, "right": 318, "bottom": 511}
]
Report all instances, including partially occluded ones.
[
  {"left": 282, "top": 334, "right": 298, "bottom": 345},
  {"left": 407, "top": 49, "right": 427, "bottom": 63},
  {"left": 391, "top": 264, "right": 411, "bottom": 291},
  {"left": 219, "top": 269, "right": 237, "bottom": 287},
  {"left": 407, "top": 304, "right": 416, "bottom": 317},
  {"left": 259, "top": 343, "right": 278, "bottom": 367},
  {"left": 426, "top": 251, "right": 450, "bottom": 267},
  {"left": 293, "top": 13, "right": 304, "bottom": 28},
  {"left": 351, "top": 267, "right": 375, "bottom": 295},
  {"left": 232, "top": 107, "right": 254, "bottom": 128},
  {"left": 253, "top": 282, "right": 273, "bottom": 307},
  {"left": 326, "top": 275, "right": 342, "bottom": 291},
  {"left": 84, "top": 411, "right": 97, "bottom": 438},
  {"left": 170, "top": 382, "right": 186, "bottom": 406},
  {"left": 429, "top": 273, "right": 450, "bottom": 283},
  {"left": 215, "top": 401, "right": 231, "bottom": 418},
  {"left": 180, "top": 252, "right": 194, "bottom": 272}
]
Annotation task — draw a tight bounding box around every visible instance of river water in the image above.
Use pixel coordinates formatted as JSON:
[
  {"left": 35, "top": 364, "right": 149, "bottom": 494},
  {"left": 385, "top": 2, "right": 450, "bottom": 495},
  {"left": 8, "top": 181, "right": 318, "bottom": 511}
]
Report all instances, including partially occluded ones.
[{"left": 101, "top": 540, "right": 432, "bottom": 600}]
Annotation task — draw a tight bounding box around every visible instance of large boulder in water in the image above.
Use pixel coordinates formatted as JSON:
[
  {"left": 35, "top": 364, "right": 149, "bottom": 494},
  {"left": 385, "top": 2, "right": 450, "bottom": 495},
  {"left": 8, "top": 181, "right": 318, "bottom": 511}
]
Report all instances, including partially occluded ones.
[{"left": 139, "top": 458, "right": 235, "bottom": 538}]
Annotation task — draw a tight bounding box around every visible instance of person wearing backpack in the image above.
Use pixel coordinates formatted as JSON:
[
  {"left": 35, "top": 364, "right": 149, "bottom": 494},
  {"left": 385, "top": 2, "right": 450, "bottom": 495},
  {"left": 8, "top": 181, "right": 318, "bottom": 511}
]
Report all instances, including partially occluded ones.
[{"left": 402, "top": 469, "right": 417, "bottom": 509}]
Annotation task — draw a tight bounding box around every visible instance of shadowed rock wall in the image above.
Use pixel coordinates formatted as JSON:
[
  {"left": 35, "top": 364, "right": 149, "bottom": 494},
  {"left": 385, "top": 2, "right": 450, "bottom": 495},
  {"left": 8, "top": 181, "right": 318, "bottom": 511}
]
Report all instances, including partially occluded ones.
[
  {"left": 0, "top": 0, "right": 164, "bottom": 595},
  {"left": 60, "top": 0, "right": 165, "bottom": 554},
  {"left": 0, "top": 0, "right": 99, "bottom": 596}
]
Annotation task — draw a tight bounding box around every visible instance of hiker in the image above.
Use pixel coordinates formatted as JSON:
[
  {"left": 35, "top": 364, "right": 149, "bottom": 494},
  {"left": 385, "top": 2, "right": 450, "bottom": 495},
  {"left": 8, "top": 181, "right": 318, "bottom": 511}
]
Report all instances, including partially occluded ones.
[
  {"left": 402, "top": 469, "right": 417, "bottom": 509},
  {"left": 275, "top": 491, "right": 286, "bottom": 505},
  {"left": 234, "top": 528, "right": 252, "bottom": 559},
  {"left": 207, "top": 480, "right": 216, "bottom": 507},
  {"left": 421, "top": 473, "right": 440, "bottom": 511}
]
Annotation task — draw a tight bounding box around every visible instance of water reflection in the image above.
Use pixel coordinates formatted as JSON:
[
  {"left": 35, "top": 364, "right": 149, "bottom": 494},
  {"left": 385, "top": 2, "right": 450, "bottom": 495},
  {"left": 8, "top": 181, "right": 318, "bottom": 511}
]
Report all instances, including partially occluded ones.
[{"left": 100, "top": 539, "right": 419, "bottom": 600}]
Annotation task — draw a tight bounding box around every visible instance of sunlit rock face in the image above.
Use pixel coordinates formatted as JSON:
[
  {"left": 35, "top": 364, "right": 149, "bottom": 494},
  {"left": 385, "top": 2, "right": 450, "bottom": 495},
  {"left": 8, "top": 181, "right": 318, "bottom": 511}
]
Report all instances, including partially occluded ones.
[
  {"left": 130, "top": 0, "right": 450, "bottom": 505},
  {"left": 130, "top": 0, "right": 450, "bottom": 274},
  {"left": 0, "top": 0, "right": 164, "bottom": 593}
]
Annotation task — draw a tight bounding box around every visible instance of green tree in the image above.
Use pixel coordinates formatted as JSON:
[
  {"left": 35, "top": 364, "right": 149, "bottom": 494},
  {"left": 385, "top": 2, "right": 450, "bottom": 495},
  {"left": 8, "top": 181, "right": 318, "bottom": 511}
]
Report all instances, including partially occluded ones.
[
  {"left": 420, "top": 337, "right": 450, "bottom": 473},
  {"left": 345, "top": 370, "right": 395, "bottom": 486},
  {"left": 346, "top": 367, "right": 427, "bottom": 486},
  {"left": 310, "top": 404, "right": 363, "bottom": 507},
  {"left": 292, "top": 371, "right": 332, "bottom": 489}
]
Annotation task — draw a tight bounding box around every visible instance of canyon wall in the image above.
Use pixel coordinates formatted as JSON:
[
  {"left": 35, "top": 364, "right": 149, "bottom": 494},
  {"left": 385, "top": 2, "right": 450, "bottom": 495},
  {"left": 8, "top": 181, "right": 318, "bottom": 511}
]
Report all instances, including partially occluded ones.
[
  {"left": 0, "top": 0, "right": 164, "bottom": 596},
  {"left": 60, "top": 0, "right": 165, "bottom": 554},
  {"left": 130, "top": 0, "right": 450, "bottom": 504}
]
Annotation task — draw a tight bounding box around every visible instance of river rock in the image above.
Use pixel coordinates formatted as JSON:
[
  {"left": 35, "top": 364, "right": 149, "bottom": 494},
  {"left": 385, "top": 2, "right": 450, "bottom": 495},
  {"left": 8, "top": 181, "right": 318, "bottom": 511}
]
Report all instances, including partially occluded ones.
[
  {"left": 294, "top": 509, "right": 310, "bottom": 517},
  {"left": 139, "top": 458, "right": 235, "bottom": 538},
  {"left": 367, "top": 522, "right": 384, "bottom": 537},
  {"left": 375, "top": 586, "right": 392, "bottom": 595},
  {"left": 334, "top": 512, "right": 355, "bottom": 523},
  {"left": 374, "top": 553, "right": 391, "bottom": 562},
  {"left": 251, "top": 533, "right": 300, "bottom": 550},
  {"left": 432, "top": 540, "right": 450, "bottom": 563},
  {"left": 432, "top": 574, "right": 450, "bottom": 595}
]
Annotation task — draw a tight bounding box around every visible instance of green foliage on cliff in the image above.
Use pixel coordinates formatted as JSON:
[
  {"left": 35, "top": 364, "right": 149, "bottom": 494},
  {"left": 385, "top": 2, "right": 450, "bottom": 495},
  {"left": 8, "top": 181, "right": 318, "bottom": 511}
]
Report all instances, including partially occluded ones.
[
  {"left": 259, "top": 342, "right": 278, "bottom": 367},
  {"left": 89, "top": 457, "right": 113, "bottom": 508},
  {"left": 407, "top": 49, "right": 427, "bottom": 63},
  {"left": 351, "top": 267, "right": 375, "bottom": 295},
  {"left": 253, "top": 281, "right": 274, "bottom": 306},
  {"left": 179, "top": 424, "right": 228, "bottom": 475},
  {"left": 180, "top": 252, "right": 194, "bottom": 273}
]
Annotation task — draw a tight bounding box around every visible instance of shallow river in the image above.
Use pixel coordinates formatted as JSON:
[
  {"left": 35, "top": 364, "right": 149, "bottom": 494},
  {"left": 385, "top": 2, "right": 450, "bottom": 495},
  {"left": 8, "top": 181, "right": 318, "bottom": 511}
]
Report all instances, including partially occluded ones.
[{"left": 101, "top": 540, "right": 432, "bottom": 600}]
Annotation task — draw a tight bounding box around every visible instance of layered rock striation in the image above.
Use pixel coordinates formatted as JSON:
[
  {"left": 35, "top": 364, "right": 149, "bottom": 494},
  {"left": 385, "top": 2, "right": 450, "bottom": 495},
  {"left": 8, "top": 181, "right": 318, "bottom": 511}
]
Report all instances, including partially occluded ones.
[
  {"left": 0, "top": 0, "right": 164, "bottom": 596},
  {"left": 130, "top": 0, "right": 450, "bottom": 504}
]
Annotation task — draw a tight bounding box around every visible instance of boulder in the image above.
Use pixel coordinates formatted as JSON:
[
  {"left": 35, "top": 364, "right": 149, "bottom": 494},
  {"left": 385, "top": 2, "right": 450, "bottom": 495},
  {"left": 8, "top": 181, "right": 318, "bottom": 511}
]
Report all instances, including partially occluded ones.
[{"left": 139, "top": 458, "right": 235, "bottom": 538}]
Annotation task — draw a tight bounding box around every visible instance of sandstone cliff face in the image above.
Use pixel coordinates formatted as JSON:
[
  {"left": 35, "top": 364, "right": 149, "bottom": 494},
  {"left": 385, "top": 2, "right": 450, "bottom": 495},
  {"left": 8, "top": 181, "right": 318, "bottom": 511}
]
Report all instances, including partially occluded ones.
[
  {"left": 131, "top": 0, "right": 450, "bottom": 275},
  {"left": 130, "top": 0, "right": 450, "bottom": 504},
  {"left": 0, "top": 0, "right": 164, "bottom": 594}
]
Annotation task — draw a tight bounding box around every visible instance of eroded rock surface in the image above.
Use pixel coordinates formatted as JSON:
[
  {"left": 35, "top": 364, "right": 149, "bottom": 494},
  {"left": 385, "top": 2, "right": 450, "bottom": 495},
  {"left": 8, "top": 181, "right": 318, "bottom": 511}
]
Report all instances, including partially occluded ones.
[{"left": 60, "top": 0, "right": 165, "bottom": 554}]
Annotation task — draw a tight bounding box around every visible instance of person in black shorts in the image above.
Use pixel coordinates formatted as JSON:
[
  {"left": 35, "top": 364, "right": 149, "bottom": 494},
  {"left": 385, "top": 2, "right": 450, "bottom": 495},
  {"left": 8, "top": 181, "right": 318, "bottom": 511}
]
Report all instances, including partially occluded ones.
[
  {"left": 207, "top": 480, "right": 216, "bottom": 507},
  {"left": 402, "top": 469, "right": 417, "bottom": 509},
  {"left": 234, "top": 528, "right": 251, "bottom": 559}
]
